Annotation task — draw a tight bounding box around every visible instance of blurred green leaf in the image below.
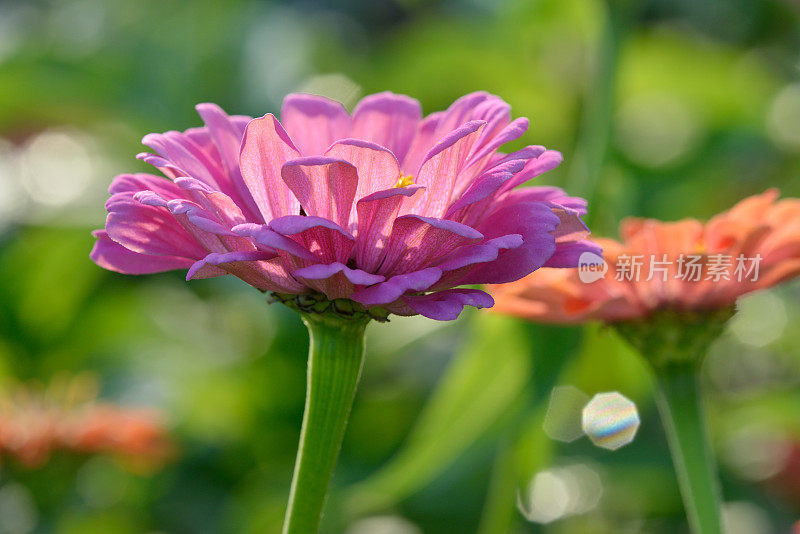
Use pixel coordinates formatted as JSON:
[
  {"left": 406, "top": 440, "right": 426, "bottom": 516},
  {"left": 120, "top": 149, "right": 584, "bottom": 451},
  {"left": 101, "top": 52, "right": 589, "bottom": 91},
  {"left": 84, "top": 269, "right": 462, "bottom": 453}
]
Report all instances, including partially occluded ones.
[{"left": 345, "top": 313, "right": 533, "bottom": 514}]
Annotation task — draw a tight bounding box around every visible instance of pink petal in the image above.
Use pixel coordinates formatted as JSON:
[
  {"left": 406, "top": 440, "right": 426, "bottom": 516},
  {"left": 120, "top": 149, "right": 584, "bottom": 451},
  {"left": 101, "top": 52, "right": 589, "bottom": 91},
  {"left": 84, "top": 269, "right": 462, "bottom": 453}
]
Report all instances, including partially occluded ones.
[
  {"left": 232, "top": 223, "right": 316, "bottom": 261},
  {"left": 461, "top": 117, "right": 528, "bottom": 179},
  {"left": 325, "top": 139, "right": 402, "bottom": 205},
  {"left": 351, "top": 92, "right": 422, "bottom": 163},
  {"left": 105, "top": 194, "right": 206, "bottom": 259},
  {"left": 444, "top": 159, "right": 527, "bottom": 221},
  {"left": 403, "top": 288, "right": 494, "bottom": 321},
  {"left": 432, "top": 92, "right": 496, "bottom": 138},
  {"left": 504, "top": 186, "right": 588, "bottom": 215},
  {"left": 292, "top": 262, "right": 385, "bottom": 300},
  {"left": 436, "top": 234, "right": 524, "bottom": 273},
  {"left": 281, "top": 156, "right": 358, "bottom": 228},
  {"left": 270, "top": 215, "right": 355, "bottom": 265},
  {"left": 91, "top": 230, "right": 197, "bottom": 275},
  {"left": 401, "top": 111, "right": 443, "bottom": 176},
  {"left": 141, "top": 130, "right": 223, "bottom": 190},
  {"left": 137, "top": 192, "right": 252, "bottom": 256},
  {"left": 109, "top": 173, "right": 183, "bottom": 200},
  {"left": 194, "top": 103, "right": 261, "bottom": 221},
  {"left": 497, "top": 150, "right": 563, "bottom": 194},
  {"left": 548, "top": 204, "right": 590, "bottom": 243},
  {"left": 462, "top": 202, "right": 560, "bottom": 284},
  {"left": 496, "top": 188, "right": 590, "bottom": 243},
  {"left": 239, "top": 114, "right": 301, "bottom": 221},
  {"left": 543, "top": 240, "right": 603, "bottom": 268},
  {"left": 195, "top": 103, "right": 246, "bottom": 178},
  {"left": 292, "top": 262, "right": 384, "bottom": 284},
  {"left": 469, "top": 96, "right": 511, "bottom": 138},
  {"left": 174, "top": 177, "right": 247, "bottom": 228},
  {"left": 350, "top": 267, "right": 442, "bottom": 306},
  {"left": 425, "top": 94, "right": 514, "bottom": 183},
  {"left": 136, "top": 152, "right": 184, "bottom": 181},
  {"left": 409, "top": 120, "right": 485, "bottom": 218},
  {"left": 378, "top": 214, "right": 483, "bottom": 275},
  {"left": 430, "top": 234, "right": 524, "bottom": 290},
  {"left": 354, "top": 185, "right": 424, "bottom": 272},
  {"left": 281, "top": 93, "right": 351, "bottom": 155},
  {"left": 163, "top": 198, "right": 237, "bottom": 245},
  {"left": 187, "top": 251, "right": 301, "bottom": 293},
  {"left": 488, "top": 145, "right": 547, "bottom": 168},
  {"left": 186, "top": 250, "right": 274, "bottom": 280}
]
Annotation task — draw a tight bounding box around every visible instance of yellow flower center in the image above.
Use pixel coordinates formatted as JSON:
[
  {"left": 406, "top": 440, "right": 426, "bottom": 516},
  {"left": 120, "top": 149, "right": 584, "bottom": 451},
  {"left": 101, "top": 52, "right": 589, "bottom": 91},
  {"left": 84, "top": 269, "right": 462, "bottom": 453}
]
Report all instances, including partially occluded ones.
[{"left": 395, "top": 173, "right": 415, "bottom": 188}]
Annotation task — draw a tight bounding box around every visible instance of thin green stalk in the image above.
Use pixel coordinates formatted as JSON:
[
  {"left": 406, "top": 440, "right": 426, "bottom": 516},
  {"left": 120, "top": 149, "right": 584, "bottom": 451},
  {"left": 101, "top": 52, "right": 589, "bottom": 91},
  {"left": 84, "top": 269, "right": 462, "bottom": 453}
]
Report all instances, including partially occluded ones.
[
  {"left": 282, "top": 312, "right": 369, "bottom": 534},
  {"left": 654, "top": 366, "right": 722, "bottom": 534},
  {"left": 477, "top": 405, "right": 554, "bottom": 534},
  {"left": 477, "top": 325, "right": 583, "bottom": 534},
  {"left": 567, "top": 0, "right": 628, "bottom": 202},
  {"left": 477, "top": 437, "right": 518, "bottom": 534}
]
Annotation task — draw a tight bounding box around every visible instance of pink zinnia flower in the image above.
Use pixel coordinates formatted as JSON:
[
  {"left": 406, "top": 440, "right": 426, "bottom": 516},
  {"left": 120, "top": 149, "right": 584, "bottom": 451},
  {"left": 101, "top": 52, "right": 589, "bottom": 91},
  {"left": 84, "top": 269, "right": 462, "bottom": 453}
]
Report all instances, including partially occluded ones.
[
  {"left": 490, "top": 190, "right": 800, "bottom": 323},
  {"left": 91, "top": 92, "right": 595, "bottom": 320}
]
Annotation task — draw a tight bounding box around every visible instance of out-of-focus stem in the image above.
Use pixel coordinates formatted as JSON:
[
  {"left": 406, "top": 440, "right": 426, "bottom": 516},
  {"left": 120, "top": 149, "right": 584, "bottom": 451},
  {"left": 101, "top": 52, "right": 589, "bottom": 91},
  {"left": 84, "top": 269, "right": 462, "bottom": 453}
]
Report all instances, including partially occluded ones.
[
  {"left": 654, "top": 365, "right": 723, "bottom": 534},
  {"left": 568, "top": 0, "right": 632, "bottom": 224},
  {"left": 477, "top": 437, "right": 520, "bottom": 534},
  {"left": 477, "top": 404, "right": 554, "bottom": 534}
]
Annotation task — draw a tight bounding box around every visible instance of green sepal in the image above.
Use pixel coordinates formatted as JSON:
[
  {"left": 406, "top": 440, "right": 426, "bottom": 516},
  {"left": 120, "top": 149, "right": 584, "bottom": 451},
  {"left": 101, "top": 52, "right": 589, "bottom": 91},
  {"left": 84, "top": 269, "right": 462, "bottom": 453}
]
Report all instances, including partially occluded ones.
[
  {"left": 612, "top": 306, "right": 735, "bottom": 371},
  {"left": 268, "top": 292, "right": 390, "bottom": 323}
]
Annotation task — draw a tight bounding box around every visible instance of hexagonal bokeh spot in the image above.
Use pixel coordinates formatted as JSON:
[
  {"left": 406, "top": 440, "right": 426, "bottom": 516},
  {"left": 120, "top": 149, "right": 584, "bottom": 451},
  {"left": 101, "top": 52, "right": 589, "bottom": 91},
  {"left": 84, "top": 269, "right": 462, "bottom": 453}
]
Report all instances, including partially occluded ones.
[
  {"left": 581, "top": 392, "right": 640, "bottom": 450},
  {"left": 543, "top": 386, "right": 590, "bottom": 443}
]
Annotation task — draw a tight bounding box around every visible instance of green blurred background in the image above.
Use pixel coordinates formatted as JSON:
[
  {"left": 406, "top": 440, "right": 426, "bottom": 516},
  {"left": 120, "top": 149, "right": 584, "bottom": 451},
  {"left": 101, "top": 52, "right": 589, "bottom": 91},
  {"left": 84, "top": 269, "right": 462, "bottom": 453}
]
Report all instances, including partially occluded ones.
[{"left": 1, "top": 0, "right": 800, "bottom": 532}]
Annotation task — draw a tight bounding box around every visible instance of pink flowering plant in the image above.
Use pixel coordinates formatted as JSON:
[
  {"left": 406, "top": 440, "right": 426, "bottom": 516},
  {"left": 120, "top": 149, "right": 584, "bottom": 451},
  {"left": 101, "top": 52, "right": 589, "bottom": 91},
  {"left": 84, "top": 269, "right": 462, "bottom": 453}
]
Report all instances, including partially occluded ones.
[{"left": 91, "top": 91, "right": 593, "bottom": 533}]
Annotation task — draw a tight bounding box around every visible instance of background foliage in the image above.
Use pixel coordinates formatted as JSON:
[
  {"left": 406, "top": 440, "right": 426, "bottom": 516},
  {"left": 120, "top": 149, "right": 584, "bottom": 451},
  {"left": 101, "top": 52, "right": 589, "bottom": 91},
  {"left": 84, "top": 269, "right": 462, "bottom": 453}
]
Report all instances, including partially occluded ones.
[{"left": 1, "top": 0, "right": 799, "bottom": 532}]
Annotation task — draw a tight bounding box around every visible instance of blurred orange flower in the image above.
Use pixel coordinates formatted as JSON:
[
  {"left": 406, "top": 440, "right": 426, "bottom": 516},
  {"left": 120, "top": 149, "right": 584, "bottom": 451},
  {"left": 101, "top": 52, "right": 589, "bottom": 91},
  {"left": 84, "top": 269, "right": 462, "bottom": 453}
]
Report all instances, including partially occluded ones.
[
  {"left": 0, "top": 374, "right": 173, "bottom": 470},
  {"left": 490, "top": 190, "right": 800, "bottom": 323}
]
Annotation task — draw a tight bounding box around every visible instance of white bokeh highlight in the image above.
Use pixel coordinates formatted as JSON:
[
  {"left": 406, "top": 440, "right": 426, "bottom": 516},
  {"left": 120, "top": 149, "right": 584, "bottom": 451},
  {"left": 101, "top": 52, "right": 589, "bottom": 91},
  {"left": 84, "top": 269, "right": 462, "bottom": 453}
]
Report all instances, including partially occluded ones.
[
  {"left": 346, "top": 516, "right": 422, "bottom": 534},
  {"left": 517, "top": 463, "right": 603, "bottom": 524}
]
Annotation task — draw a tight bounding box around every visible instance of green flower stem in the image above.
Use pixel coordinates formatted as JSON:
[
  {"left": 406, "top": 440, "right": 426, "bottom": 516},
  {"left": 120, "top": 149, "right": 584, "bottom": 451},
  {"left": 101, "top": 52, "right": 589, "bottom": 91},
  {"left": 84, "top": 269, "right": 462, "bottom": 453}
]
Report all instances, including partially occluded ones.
[
  {"left": 614, "top": 308, "right": 733, "bottom": 534},
  {"left": 282, "top": 312, "right": 370, "bottom": 534},
  {"left": 654, "top": 365, "right": 722, "bottom": 534}
]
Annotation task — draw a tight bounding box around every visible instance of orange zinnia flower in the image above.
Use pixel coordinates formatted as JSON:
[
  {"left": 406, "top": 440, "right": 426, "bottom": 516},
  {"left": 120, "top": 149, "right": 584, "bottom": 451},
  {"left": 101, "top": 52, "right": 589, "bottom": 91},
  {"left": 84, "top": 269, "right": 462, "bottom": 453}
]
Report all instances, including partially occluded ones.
[
  {"left": 0, "top": 375, "right": 173, "bottom": 469},
  {"left": 490, "top": 190, "right": 800, "bottom": 324},
  {"left": 490, "top": 190, "right": 800, "bottom": 534}
]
